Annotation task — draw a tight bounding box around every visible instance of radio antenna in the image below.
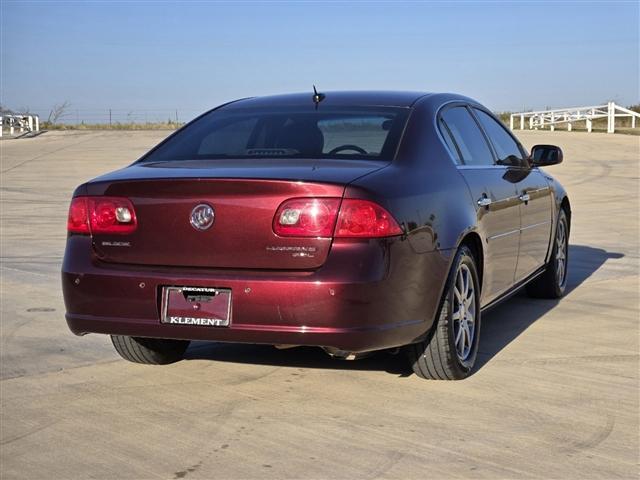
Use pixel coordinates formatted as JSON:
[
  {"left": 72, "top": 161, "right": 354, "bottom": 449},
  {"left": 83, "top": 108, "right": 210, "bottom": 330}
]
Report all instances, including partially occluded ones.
[{"left": 312, "top": 85, "right": 325, "bottom": 109}]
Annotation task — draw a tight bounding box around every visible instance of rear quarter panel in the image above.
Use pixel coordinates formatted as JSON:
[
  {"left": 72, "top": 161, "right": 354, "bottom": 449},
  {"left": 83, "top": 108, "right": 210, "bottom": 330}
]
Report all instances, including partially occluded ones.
[
  {"left": 349, "top": 95, "right": 478, "bottom": 255},
  {"left": 346, "top": 95, "right": 479, "bottom": 334}
]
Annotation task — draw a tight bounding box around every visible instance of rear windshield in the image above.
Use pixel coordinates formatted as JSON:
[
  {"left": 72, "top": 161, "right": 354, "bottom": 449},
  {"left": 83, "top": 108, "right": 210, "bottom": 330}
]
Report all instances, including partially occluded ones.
[{"left": 141, "top": 106, "right": 410, "bottom": 162}]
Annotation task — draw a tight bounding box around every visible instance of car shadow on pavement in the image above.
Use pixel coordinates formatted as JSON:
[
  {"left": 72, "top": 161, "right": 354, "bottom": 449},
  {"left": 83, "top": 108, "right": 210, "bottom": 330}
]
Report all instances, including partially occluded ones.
[
  {"left": 474, "top": 244, "right": 623, "bottom": 371},
  {"left": 185, "top": 341, "right": 411, "bottom": 375},
  {"left": 184, "top": 245, "right": 622, "bottom": 377}
]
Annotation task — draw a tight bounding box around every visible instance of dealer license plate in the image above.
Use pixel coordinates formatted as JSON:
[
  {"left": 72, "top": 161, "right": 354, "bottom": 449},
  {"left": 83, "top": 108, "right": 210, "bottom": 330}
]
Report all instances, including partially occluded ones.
[{"left": 161, "top": 286, "right": 231, "bottom": 327}]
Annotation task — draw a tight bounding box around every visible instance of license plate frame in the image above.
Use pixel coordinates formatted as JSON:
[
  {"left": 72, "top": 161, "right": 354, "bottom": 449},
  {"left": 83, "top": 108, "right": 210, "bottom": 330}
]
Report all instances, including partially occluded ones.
[{"left": 161, "top": 286, "right": 232, "bottom": 327}]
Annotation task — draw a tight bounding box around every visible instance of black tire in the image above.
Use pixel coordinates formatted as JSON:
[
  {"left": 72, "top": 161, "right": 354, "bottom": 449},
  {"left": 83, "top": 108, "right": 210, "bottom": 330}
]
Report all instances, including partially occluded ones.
[
  {"left": 526, "top": 208, "right": 569, "bottom": 299},
  {"left": 110, "top": 335, "right": 190, "bottom": 365},
  {"left": 407, "top": 245, "right": 481, "bottom": 380}
]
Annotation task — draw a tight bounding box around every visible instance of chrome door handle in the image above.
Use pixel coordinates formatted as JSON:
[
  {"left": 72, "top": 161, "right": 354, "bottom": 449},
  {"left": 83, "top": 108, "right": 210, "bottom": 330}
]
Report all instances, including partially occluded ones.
[
  {"left": 519, "top": 193, "right": 531, "bottom": 202},
  {"left": 477, "top": 197, "right": 492, "bottom": 207}
]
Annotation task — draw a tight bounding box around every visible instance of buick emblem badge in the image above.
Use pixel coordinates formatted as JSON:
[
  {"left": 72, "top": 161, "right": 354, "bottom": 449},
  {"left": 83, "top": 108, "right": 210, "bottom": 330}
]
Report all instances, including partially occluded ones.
[{"left": 190, "top": 204, "right": 215, "bottom": 231}]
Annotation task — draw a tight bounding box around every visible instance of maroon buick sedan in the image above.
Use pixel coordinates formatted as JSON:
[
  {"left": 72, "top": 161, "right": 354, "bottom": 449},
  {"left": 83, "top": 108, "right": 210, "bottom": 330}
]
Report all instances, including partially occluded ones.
[{"left": 62, "top": 91, "right": 570, "bottom": 380}]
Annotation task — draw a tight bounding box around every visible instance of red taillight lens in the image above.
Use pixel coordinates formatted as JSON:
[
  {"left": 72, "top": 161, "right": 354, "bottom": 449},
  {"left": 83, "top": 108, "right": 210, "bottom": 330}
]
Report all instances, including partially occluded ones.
[
  {"left": 67, "top": 197, "right": 90, "bottom": 234},
  {"left": 335, "top": 199, "right": 402, "bottom": 238},
  {"left": 67, "top": 196, "right": 137, "bottom": 235},
  {"left": 273, "top": 198, "right": 341, "bottom": 237},
  {"left": 273, "top": 197, "right": 402, "bottom": 238},
  {"left": 89, "top": 197, "right": 137, "bottom": 234}
]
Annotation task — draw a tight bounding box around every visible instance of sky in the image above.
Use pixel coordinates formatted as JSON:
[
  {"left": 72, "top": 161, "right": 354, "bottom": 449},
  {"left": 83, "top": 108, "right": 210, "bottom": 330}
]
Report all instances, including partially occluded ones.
[{"left": 1, "top": 1, "right": 638, "bottom": 123}]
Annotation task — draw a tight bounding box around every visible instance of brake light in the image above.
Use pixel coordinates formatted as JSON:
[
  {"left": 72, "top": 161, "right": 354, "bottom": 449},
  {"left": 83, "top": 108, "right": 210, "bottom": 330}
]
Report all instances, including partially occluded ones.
[
  {"left": 67, "top": 197, "right": 90, "bottom": 234},
  {"left": 67, "top": 196, "right": 137, "bottom": 235},
  {"left": 335, "top": 199, "right": 403, "bottom": 238},
  {"left": 273, "top": 198, "right": 340, "bottom": 237},
  {"left": 273, "top": 197, "right": 402, "bottom": 238}
]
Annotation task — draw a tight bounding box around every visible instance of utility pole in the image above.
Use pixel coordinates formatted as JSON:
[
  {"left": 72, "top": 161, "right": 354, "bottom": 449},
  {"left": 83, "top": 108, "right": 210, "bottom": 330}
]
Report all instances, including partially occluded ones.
[{"left": 109, "top": 109, "right": 112, "bottom": 126}]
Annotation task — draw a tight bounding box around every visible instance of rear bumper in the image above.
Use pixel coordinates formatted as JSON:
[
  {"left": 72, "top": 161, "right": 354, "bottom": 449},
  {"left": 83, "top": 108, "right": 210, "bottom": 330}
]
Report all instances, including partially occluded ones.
[
  {"left": 62, "top": 236, "right": 451, "bottom": 353},
  {"left": 65, "top": 315, "right": 425, "bottom": 354}
]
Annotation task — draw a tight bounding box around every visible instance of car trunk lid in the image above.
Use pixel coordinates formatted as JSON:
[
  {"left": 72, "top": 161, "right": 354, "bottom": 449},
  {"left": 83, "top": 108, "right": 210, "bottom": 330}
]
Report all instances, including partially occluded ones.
[{"left": 84, "top": 159, "right": 386, "bottom": 270}]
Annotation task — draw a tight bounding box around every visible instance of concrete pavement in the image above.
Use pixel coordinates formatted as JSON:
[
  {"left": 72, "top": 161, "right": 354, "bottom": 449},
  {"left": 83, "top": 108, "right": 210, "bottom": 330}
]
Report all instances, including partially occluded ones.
[{"left": 1, "top": 130, "right": 638, "bottom": 479}]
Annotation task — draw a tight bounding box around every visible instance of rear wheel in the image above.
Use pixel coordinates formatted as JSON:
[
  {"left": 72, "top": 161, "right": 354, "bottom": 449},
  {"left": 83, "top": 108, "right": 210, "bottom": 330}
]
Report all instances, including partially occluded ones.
[
  {"left": 407, "top": 245, "right": 481, "bottom": 380},
  {"left": 526, "top": 208, "right": 569, "bottom": 299},
  {"left": 111, "top": 335, "right": 190, "bottom": 365}
]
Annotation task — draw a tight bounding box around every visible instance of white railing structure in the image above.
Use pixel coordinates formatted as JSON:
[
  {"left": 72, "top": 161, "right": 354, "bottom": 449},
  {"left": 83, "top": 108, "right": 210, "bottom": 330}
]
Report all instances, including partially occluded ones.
[
  {"left": 510, "top": 102, "right": 639, "bottom": 134},
  {"left": 0, "top": 114, "right": 40, "bottom": 138}
]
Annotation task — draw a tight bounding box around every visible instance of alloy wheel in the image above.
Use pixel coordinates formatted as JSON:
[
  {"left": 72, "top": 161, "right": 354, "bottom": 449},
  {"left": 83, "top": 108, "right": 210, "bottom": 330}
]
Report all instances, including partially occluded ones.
[
  {"left": 452, "top": 263, "right": 476, "bottom": 362},
  {"left": 555, "top": 217, "right": 568, "bottom": 287}
]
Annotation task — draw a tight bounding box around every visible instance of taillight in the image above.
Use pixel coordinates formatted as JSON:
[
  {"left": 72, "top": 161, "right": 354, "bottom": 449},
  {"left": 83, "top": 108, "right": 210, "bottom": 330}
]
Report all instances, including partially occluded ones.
[
  {"left": 273, "top": 198, "right": 340, "bottom": 237},
  {"left": 67, "top": 197, "right": 90, "bottom": 234},
  {"left": 89, "top": 197, "right": 137, "bottom": 234},
  {"left": 67, "top": 196, "right": 137, "bottom": 235},
  {"left": 273, "top": 197, "right": 402, "bottom": 238},
  {"left": 335, "top": 199, "right": 403, "bottom": 238}
]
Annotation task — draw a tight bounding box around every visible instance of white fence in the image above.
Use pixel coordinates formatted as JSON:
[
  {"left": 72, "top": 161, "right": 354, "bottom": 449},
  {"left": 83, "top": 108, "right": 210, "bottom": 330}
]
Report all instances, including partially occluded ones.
[
  {"left": 0, "top": 115, "right": 40, "bottom": 138},
  {"left": 510, "top": 102, "right": 639, "bottom": 134}
]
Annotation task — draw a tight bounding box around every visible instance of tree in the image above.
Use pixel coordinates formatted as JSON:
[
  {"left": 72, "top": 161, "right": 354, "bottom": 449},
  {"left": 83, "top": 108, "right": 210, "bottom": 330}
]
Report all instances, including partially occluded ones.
[{"left": 47, "top": 101, "right": 71, "bottom": 124}]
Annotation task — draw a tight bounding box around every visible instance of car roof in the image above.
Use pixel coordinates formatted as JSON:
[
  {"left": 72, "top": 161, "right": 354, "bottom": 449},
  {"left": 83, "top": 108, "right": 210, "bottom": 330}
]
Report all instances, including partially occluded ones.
[{"left": 221, "top": 91, "right": 436, "bottom": 109}]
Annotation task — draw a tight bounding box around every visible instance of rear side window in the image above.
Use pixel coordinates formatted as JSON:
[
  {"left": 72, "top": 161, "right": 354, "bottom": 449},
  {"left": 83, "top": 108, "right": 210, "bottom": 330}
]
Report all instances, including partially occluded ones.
[
  {"left": 440, "top": 107, "right": 494, "bottom": 166},
  {"left": 473, "top": 109, "right": 525, "bottom": 165},
  {"left": 439, "top": 118, "right": 462, "bottom": 164}
]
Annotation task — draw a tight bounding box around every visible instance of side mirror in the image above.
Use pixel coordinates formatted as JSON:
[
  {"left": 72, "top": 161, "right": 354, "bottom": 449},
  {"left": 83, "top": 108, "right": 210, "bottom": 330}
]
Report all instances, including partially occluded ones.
[{"left": 530, "top": 144, "right": 563, "bottom": 167}]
